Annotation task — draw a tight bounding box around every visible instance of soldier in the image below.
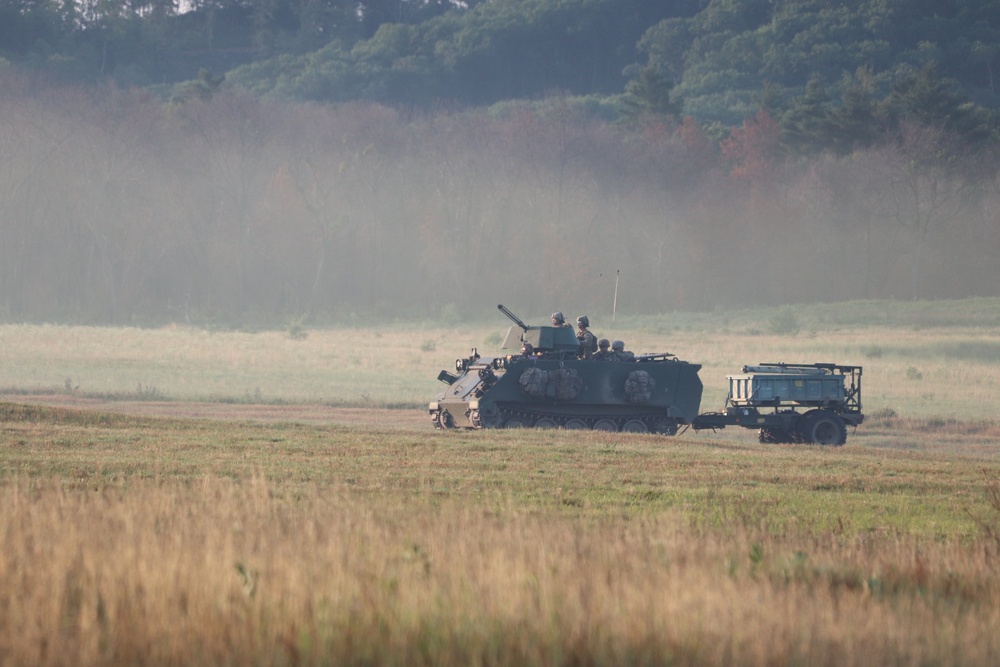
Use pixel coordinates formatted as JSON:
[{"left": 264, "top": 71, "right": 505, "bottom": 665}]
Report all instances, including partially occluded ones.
[
  {"left": 519, "top": 341, "right": 536, "bottom": 359},
  {"left": 612, "top": 340, "right": 634, "bottom": 361},
  {"left": 576, "top": 315, "right": 598, "bottom": 359},
  {"left": 551, "top": 311, "right": 570, "bottom": 328},
  {"left": 593, "top": 338, "right": 615, "bottom": 360}
]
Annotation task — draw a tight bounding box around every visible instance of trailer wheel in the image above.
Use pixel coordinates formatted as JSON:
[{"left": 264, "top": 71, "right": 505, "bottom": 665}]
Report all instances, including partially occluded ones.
[{"left": 799, "top": 411, "right": 847, "bottom": 446}]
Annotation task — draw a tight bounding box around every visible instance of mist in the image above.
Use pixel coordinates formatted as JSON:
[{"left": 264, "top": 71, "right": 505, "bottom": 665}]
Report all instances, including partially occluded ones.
[{"left": 1, "top": 76, "right": 998, "bottom": 327}]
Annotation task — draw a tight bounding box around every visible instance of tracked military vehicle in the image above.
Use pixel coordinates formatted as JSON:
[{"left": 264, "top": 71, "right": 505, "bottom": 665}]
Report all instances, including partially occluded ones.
[
  {"left": 429, "top": 304, "right": 704, "bottom": 434},
  {"left": 429, "top": 305, "right": 865, "bottom": 445}
]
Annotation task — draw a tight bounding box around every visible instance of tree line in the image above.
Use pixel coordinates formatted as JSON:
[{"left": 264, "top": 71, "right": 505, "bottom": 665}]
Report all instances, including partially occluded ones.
[
  {"left": 637, "top": 0, "right": 1000, "bottom": 126},
  {"left": 0, "top": 72, "right": 997, "bottom": 326},
  {"left": 5, "top": 1, "right": 998, "bottom": 135}
]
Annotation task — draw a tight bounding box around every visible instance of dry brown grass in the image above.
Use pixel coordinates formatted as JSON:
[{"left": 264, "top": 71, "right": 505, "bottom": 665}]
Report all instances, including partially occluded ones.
[
  {"left": 3, "top": 320, "right": 1000, "bottom": 420},
  {"left": 2, "top": 477, "right": 998, "bottom": 667},
  {"left": 0, "top": 399, "right": 998, "bottom": 666},
  {"left": 3, "top": 313, "right": 1000, "bottom": 665}
]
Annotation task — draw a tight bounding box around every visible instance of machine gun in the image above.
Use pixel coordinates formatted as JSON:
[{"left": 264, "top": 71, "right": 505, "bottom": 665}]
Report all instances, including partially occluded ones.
[{"left": 497, "top": 304, "right": 529, "bottom": 332}]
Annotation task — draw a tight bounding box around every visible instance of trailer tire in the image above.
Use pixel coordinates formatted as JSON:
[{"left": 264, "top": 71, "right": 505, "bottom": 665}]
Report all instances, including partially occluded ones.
[{"left": 799, "top": 410, "right": 847, "bottom": 446}]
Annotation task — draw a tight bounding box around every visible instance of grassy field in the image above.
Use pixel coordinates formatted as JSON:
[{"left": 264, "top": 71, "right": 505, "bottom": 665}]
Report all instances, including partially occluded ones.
[
  {"left": 0, "top": 403, "right": 998, "bottom": 666},
  {"left": 1, "top": 299, "right": 1000, "bottom": 665},
  {"left": 3, "top": 297, "right": 1000, "bottom": 420}
]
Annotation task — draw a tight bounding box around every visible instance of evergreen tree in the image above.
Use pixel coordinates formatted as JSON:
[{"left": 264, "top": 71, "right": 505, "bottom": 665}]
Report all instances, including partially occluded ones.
[
  {"left": 620, "top": 66, "right": 681, "bottom": 122},
  {"left": 888, "top": 62, "right": 996, "bottom": 144},
  {"left": 830, "top": 67, "right": 886, "bottom": 154},
  {"left": 780, "top": 77, "right": 836, "bottom": 155}
]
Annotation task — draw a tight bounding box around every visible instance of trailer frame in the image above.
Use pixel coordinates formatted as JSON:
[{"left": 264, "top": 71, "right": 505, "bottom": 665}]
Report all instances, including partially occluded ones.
[{"left": 690, "top": 363, "right": 863, "bottom": 445}]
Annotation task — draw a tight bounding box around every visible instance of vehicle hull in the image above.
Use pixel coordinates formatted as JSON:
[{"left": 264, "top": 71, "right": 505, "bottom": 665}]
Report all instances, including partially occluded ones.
[{"left": 431, "top": 355, "right": 703, "bottom": 434}]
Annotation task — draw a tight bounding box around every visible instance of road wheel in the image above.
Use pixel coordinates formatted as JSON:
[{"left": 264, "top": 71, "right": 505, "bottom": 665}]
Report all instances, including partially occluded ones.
[
  {"left": 799, "top": 411, "right": 847, "bottom": 446},
  {"left": 534, "top": 418, "right": 559, "bottom": 429},
  {"left": 653, "top": 418, "right": 679, "bottom": 435},
  {"left": 593, "top": 419, "right": 618, "bottom": 432},
  {"left": 503, "top": 417, "right": 530, "bottom": 429},
  {"left": 621, "top": 419, "right": 649, "bottom": 433},
  {"left": 563, "top": 419, "right": 588, "bottom": 430}
]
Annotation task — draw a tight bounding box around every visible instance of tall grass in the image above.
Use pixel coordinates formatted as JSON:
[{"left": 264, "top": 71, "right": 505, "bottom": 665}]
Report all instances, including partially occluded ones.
[{"left": 1, "top": 477, "right": 998, "bottom": 667}]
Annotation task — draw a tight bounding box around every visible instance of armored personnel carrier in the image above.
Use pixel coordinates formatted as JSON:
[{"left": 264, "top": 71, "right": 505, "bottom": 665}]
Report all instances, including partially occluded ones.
[
  {"left": 429, "top": 305, "right": 703, "bottom": 434},
  {"left": 430, "top": 305, "right": 865, "bottom": 445}
]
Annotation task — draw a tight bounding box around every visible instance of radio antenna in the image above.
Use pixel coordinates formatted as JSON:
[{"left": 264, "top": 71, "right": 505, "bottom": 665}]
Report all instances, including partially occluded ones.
[{"left": 612, "top": 269, "right": 620, "bottom": 324}]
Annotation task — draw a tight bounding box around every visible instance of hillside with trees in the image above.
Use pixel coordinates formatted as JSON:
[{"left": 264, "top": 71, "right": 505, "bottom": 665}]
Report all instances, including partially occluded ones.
[
  {"left": 0, "top": 0, "right": 999, "bottom": 325},
  {"left": 4, "top": 1, "right": 999, "bottom": 124}
]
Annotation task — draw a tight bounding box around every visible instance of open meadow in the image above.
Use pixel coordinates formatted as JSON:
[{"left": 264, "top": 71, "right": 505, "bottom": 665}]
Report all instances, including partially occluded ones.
[{"left": 1, "top": 299, "right": 1000, "bottom": 665}]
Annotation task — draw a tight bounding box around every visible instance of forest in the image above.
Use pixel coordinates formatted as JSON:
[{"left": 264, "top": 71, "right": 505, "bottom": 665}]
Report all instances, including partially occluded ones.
[{"left": 1, "top": 0, "right": 999, "bottom": 325}]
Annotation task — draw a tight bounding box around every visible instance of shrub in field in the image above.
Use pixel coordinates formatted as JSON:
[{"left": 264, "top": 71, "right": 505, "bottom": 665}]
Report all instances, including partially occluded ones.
[
  {"left": 286, "top": 317, "right": 308, "bottom": 340},
  {"left": 133, "top": 383, "right": 164, "bottom": 401},
  {"left": 767, "top": 309, "right": 800, "bottom": 335},
  {"left": 862, "top": 345, "right": 884, "bottom": 358}
]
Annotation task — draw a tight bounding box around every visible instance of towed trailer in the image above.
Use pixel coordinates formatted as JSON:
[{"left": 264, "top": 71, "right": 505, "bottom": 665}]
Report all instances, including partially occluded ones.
[{"left": 691, "top": 363, "right": 863, "bottom": 445}]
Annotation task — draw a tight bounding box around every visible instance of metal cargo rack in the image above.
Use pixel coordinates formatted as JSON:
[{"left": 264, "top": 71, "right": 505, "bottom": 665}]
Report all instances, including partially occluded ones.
[{"left": 690, "top": 363, "right": 863, "bottom": 445}]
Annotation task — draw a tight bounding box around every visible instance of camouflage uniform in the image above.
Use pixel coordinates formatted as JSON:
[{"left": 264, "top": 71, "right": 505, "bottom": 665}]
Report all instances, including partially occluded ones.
[
  {"left": 593, "top": 339, "right": 615, "bottom": 360},
  {"left": 612, "top": 340, "right": 634, "bottom": 361},
  {"left": 576, "top": 316, "right": 598, "bottom": 360}
]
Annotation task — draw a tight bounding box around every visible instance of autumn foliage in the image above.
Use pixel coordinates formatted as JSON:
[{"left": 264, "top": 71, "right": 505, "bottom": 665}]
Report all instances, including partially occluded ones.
[{"left": 0, "top": 76, "right": 998, "bottom": 325}]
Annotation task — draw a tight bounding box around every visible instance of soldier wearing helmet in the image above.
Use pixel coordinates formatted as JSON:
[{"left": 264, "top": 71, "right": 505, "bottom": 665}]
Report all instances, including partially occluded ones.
[
  {"left": 612, "top": 340, "right": 634, "bottom": 361},
  {"left": 576, "top": 315, "right": 598, "bottom": 359},
  {"left": 551, "top": 311, "right": 570, "bottom": 328},
  {"left": 593, "top": 338, "right": 614, "bottom": 360}
]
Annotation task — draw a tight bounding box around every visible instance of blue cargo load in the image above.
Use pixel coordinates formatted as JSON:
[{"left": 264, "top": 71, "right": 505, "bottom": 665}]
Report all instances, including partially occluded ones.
[{"left": 727, "top": 364, "right": 846, "bottom": 407}]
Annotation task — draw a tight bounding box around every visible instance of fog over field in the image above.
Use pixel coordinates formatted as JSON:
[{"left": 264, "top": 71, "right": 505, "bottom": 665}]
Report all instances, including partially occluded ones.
[{"left": 1, "top": 74, "right": 999, "bottom": 327}]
